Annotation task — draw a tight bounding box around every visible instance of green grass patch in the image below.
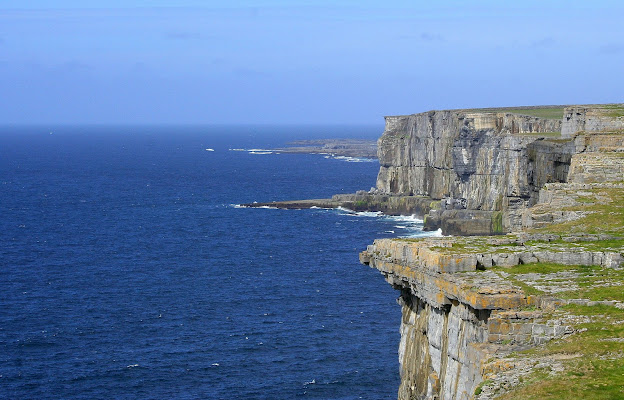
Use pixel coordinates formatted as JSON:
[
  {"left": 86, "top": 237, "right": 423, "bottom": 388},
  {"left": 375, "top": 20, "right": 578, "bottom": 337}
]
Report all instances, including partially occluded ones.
[
  {"left": 562, "top": 304, "right": 624, "bottom": 318},
  {"left": 490, "top": 262, "right": 598, "bottom": 275},
  {"left": 499, "top": 107, "right": 565, "bottom": 120},
  {"left": 519, "top": 131, "right": 562, "bottom": 138},
  {"left": 497, "top": 359, "right": 624, "bottom": 399},
  {"left": 535, "top": 188, "right": 624, "bottom": 236},
  {"left": 491, "top": 211, "right": 504, "bottom": 234},
  {"left": 557, "top": 267, "right": 624, "bottom": 302},
  {"left": 462, "top": 106, "right": 566, "bottom": 119},
  {"left": 561, "top": 303, "right": 624, "bottom": 319},
  {"left": 488, "top": 262, "right": 624, "bottom": 301},
  {"left": 524, "top": 238, "right": 624, "bottom": 253},
  {"left": 474, "top": 379, "right": 492, "bottom": 396},
  {"left": 353, "top": 200, "right": 369, "bottom": 208},
  {"left": 497, "top": 304, "right": 624, "bottom": 399},
  {"left": 574, "top": 196, "right": 596, "bottom": 204},
  {"left": 600, "top": 104, "right": 624, "bottom": 118},
  {"left": 505, "top": 275, "right": 545, "bottom": 296}
]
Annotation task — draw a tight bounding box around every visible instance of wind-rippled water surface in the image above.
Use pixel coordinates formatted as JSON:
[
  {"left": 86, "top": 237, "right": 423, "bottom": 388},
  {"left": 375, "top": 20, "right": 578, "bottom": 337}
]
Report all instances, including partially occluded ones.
[{"left": 1, "top": 125, "right": 429, "bottom": 399}]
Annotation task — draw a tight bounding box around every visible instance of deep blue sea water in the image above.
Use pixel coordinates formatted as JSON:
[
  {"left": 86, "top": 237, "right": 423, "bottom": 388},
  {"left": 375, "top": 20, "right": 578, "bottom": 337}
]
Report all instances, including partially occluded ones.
[{"left": 0, "top": 125, "right": 429, "bottom": 400}]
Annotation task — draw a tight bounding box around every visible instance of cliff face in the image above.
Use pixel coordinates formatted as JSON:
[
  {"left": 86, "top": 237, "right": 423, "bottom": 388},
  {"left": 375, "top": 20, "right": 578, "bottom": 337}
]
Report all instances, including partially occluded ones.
[
  {"left": 397, "top": 294, "right": 487, "bottom": 400},
  {"left": 561, "top": 106, "right": 624, "bottom": 137},
  {"left": 364, "top": 104, "right": 624, "bottom": 400},
  {"left": 376, "top": 110, "right": 561, "bottom": 207},
  {"left": 376, "top": 105, "right": 624, "bottom": 235},
  {"left": 360, "top": 234, "right": 623, "bottom": 400}
]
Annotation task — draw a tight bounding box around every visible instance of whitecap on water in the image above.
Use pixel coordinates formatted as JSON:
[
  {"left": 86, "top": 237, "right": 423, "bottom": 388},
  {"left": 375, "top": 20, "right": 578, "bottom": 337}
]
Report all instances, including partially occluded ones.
[
  {"left": 227, "top": 148, "right": 275, "bottom": 154},
  {"left": 331, "top": 156, "right": 376, "bottom": 163},
  {"left": 336, "top": 207, "right": 383, "bottom": 217},
  {"left": 392, "top": 214, "right": 424, "bottom": 224},
  {"left": 335, "top": 208, "right": 433, "bottom": 237},
  {"left": 232, "top": 203, "right": 280, "bottom": 209},
  {"left": 400, "top": 228, "right": 444, "bottom": 239}
]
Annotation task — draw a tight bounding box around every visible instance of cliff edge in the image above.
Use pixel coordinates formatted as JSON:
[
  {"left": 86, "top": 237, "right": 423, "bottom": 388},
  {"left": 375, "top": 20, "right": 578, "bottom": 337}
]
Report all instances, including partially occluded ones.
[
  {"left": 361, "top": 104, "right": 624, "bottom": 399},
  {"left": 374, "top": 104, "right": 624, "bottom": 236}
]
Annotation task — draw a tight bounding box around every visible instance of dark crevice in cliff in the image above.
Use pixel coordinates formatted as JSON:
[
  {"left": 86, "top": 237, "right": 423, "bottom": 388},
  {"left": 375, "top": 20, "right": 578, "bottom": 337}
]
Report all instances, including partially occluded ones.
[
  {"left": 437, "top": 304, "right": 451, "bottom": 399},
  {"left": 366, "top": 104, "right": 624, "bottom": 400}
]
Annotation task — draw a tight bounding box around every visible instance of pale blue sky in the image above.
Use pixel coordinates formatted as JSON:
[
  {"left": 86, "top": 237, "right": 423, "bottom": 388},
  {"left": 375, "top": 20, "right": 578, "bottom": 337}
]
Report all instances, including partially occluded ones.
[{"left": 1, "top": 1, "right": 623, "bottom": 124}]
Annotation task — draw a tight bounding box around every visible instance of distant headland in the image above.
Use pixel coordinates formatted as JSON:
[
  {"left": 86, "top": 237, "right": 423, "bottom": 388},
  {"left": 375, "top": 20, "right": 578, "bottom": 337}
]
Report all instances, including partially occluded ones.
[{"left": 267, "top": 138, "right": 377, "bottom": 158}]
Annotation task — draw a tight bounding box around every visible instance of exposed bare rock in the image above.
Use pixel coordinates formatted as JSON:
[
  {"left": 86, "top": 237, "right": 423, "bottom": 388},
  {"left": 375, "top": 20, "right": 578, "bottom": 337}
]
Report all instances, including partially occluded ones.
[
  {"left": 271, "top": 138, "right": 377, "bottom": 158},
  {"left": 361, "top": 104, "right": 624, "bottom": 399},
  {"left": 561, "top": 105, "right": 624, "bottom": 137}
]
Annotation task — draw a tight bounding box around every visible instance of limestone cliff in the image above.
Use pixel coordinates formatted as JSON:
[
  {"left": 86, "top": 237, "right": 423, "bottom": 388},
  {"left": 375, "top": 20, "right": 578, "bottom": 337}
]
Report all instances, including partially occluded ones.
[
  {"left": 376, "top": 110, "right": 561, "bottom": 204},
  {"left": 361, "top": 232, "right": 623, "bottom": 399},
  {"left": 363, "top": 104, "right": 624, "bottom": 400},
  {"left": 375, "top": 105, "right": 624, "bottom": 235},
  {"left": 561, "top": 105, "right": 624, "bottom": 137}
]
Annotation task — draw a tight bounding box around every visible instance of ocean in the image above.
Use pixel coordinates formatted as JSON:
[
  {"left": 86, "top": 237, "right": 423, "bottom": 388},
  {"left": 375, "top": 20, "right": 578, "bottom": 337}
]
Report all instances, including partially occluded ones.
[{"left": 0, "top": 125, "right": 430, "bottom": 399}]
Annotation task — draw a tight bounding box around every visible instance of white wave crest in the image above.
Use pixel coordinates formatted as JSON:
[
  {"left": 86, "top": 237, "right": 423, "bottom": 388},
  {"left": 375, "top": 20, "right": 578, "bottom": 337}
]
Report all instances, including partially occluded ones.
[
  {"left": 336, "top": 207, "right": 383, "bottom": 217},
  {"left": 228, "top": 148, "right": 275, "bottom": 154},
  {"left": 392, "top": 214, "right": 424, "bottom": 223},
  {"left": 331, "top": 155, "right": 376, "bottom": 163},
  {"left": 399, "top": 228, "right": 444, "bottom": 239},
  {"left": 355, "top": 211, "right": 384, "bottom": 217}
]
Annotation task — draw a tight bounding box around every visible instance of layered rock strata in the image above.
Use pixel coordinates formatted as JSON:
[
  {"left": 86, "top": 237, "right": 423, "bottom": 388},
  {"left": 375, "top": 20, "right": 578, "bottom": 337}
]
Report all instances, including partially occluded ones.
[
  {"left": 361, "top": 233, "right": 623, "bottom": 399},
  {"left": 375, "top": 105, "right": 624, "bottom": 235},
  {"left": 561, "top": 106, "right": 624, "bottom": 137},
  {"left": 242, "top": 193, "right": 434, "bottom": 216},
  {"left": 376, "top": 110, "right": 561, "bottom": 201},
  {"left": 362, "top": 104, "right": 624, "bottom": 399}
]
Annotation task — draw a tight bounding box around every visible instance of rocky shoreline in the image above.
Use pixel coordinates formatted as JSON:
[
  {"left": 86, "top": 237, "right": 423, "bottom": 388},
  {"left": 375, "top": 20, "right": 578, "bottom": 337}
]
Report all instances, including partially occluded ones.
[
  {"left": 359, "top": 104, "right": 624, "bottom": 399},
  {"left": 270, "top": 138, "right": 377, "bottom": 158},
  {"left": 249, "top": 103, "right": 624, "bottom": 399},
  {"left": 246, "top": 104, "right": 624, "bottom": 399}
]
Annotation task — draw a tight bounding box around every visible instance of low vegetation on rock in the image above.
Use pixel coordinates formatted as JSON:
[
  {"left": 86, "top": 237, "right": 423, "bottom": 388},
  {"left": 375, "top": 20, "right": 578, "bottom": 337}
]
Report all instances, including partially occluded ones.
[{"left": 360, "top": 104, "right": 624, "bottom": 399}]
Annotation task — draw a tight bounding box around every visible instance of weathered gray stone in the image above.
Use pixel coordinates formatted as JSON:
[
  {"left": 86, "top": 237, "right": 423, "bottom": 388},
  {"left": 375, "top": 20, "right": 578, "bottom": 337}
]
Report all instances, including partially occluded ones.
[
  {"left": 361, "top": 105, "right": 624, "bottom": 400},
  {"left": 561, "top": 105, "right": 624, "bottom": 138},
  {"left": 376, "top": 109, "right": 573, "bottom": 234}
]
